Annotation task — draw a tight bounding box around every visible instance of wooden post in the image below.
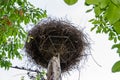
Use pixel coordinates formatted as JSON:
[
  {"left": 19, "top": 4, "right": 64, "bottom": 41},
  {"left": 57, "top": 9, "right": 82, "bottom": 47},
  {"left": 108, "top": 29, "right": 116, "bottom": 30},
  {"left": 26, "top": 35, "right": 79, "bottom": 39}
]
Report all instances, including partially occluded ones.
[{"left": 47, "top": 54, "right": 61, "bottom": 80}]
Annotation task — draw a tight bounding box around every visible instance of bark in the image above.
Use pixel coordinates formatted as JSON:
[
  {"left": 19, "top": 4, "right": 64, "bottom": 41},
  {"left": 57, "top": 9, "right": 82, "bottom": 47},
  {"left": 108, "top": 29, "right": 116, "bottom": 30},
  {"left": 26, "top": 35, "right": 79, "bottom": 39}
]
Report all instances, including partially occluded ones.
[{"left": 47, "top": 55, "right": 61, "bottom": 80}]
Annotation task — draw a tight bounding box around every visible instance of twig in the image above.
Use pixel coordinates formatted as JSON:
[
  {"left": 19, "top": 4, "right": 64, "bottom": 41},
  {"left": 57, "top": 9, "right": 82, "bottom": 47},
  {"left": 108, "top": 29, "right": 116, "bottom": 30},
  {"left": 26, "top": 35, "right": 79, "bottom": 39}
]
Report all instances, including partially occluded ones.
[{"left": 90, "top": 54, "right": 102, "bottom": 67}]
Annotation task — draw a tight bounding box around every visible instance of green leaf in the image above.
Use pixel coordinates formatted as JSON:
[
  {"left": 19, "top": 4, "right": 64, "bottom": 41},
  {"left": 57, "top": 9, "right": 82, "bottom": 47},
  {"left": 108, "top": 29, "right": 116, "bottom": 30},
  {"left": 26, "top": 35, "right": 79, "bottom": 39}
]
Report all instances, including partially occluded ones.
[
  {"left": 91, "top": 26, "right": 96, "bottom": 31},
  {"left": 104, "top": 3, "right": 120, "bottom": 24},
  {"left": 114, "top": 37, "right": 117, "bottom": 43},
  {"left": 92, "top": 19, "right": 100, "bottom": 24},
  {"left": 112, "top": 60, "right": 120, "bottom": 72},
  {"left": 112, "top": 43, "right": 120, "bottom": 49},
  {"left": 94, "top": 6, "right": 102, "bottom": 17},
  {"left": 86, "top": 9, "right": 93, "bottom": 13},
  {"left": 89, "top": 19, "right": 95, "bottom": 22},
  {"left": 85, "top": 0, "right": 99, "bottom": 5},
  {"left": 113, "top": 21, "right": 120, "bottom": 34},
  {"left": 112, "top": 43, "right": 120, "bottom": 53},
  {"left": 99, "top": 0, "right": 110, "bottom": 9},
  {"left": 111, "top": 0, "right": 120, "bottom": 6},
  {"left": 109, "top": 31, "right": 115, "bottom": 37},
  {"left": 27, "top": 36, "right": 34, "bottom": 43},
  {"left": 64, "top": 0, "right": 78, "bottom": 5},
  {"left": 96, "top": 26, "right": 102, "bottom": 33},
  {"left": 108, "top": 35, "right": 114, "bottom": 40},
  {"left": 118, "top": 36, "right": 120, "bottom": 40}
]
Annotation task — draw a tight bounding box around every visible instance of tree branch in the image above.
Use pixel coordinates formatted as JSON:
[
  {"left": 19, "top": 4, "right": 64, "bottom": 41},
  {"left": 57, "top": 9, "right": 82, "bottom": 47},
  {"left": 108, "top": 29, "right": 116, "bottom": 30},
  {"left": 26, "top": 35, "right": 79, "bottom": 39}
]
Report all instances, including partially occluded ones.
[{"left": 11, "top": 66, "right": 40, "bottom": 73}]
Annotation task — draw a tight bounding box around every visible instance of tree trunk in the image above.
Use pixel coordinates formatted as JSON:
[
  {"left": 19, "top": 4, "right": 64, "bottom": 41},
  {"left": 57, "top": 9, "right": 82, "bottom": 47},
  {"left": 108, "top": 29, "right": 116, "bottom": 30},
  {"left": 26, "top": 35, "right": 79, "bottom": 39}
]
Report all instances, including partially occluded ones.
[{"left": 47, "top": 55, "right": 61, "bottom": 80}]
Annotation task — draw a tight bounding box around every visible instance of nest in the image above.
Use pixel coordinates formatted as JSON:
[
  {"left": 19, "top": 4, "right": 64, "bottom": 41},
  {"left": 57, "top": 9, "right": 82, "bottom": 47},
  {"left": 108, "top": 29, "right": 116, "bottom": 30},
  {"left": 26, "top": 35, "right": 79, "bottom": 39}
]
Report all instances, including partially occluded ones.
[{"left": 25, "top": 17, "right": 90, "bottom": 73}]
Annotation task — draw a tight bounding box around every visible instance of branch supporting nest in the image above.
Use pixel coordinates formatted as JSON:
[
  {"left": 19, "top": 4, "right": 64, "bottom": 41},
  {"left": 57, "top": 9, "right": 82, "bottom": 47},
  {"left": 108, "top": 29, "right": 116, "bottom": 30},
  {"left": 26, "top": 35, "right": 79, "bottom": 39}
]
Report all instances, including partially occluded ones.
[{"left": 47, "top": 55, "right": 61, "bottom": 80}]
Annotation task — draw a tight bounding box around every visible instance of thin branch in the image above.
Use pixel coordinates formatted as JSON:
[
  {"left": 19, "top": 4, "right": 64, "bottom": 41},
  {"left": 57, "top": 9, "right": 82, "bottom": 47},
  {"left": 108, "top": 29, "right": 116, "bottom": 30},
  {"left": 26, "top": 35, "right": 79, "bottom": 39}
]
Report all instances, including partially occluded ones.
[
  {"left": 90, "top": 54, "right": 102, "bottom": 67},
  {"left": 11, "top": 66, "right": 40, "bottom": 73}
]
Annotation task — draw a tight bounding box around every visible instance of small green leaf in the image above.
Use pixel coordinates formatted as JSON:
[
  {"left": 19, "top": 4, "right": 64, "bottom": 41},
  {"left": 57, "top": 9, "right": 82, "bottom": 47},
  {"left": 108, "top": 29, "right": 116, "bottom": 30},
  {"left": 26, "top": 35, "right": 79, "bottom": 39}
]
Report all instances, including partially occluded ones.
[
  {"left": 112, "top": 60, "right": 120, "bottom": 73},
  {"left": 109, "top": 31, "right": 115, "bottom": 38},
  {"left": 113, "top": 21, "right": 120, "bottom": 34},
  {"left": 99, "top": 0, "right": 110, "bottom": 9},
  {"left": 108, "top": 36, "right": 114, "bottom": 40},
  {"left": 114, "top": 37, "right": 117, "bottom": 43},
  {"left": 89, "top": 19, "right": 95, "bottom": 22},
  {"left": 94, "top": 6, "right": 102, "bottom": 17},
  {"left": 86, "top": 9, "right": 93, "bottom": 13},
  {"left": 118, "top": 36, "right": 120, "bottom": 40},
  {"left": 112, "top": 43, "right": 120, "bottom": 49},
  {"left": 112, "top": 43, "right": 120, "bottom": 54},
  {"left": 111, "top": 0, "right": 120, "bottom": 6},
  {"left": 96, "top": 26, "right": 102, "bottom": 33},
  {"left": 27, "top": 36, "right": 34, "bottom": 43},
  {"left": 85, "top": 0, "right": 99, "bottom": 5},
  {"left": 91, "top": 26, "right": 96, "bottom": 31},
  {"left": 64, "top": 0, "right": 78, "bottom": 5},
  {"left": 92, "top": 20, "right": 100, "bottom": 24}
]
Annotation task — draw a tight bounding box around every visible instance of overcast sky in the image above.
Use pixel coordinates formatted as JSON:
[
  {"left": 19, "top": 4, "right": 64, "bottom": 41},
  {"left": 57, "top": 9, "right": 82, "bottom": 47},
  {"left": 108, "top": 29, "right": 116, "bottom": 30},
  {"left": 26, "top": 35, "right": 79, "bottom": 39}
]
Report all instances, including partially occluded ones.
[{"left": 0, "top": 0, "right": 120, "bottom": 80}]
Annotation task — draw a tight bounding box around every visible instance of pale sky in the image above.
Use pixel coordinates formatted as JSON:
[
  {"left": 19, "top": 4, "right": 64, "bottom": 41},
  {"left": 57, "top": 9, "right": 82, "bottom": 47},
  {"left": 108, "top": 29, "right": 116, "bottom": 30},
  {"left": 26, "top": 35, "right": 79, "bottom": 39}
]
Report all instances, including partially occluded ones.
[{"left": 0, "top": 0, "right": 120, "bottom": 80}]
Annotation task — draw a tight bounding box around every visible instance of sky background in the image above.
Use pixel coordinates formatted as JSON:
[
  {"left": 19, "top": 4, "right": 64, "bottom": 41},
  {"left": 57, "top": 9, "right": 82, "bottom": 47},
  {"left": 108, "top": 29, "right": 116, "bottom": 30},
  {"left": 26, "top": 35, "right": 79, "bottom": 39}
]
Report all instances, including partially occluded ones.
[{"left": 0, "top": 0, "right": 120, "bottom": 80}]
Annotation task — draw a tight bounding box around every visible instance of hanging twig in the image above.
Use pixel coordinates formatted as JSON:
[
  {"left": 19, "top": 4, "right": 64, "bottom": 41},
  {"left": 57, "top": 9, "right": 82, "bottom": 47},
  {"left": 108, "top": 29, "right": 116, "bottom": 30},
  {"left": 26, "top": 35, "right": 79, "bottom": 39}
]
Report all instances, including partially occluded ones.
[{"left": 90, "top": 54, "right": 102, "bottom": 67}]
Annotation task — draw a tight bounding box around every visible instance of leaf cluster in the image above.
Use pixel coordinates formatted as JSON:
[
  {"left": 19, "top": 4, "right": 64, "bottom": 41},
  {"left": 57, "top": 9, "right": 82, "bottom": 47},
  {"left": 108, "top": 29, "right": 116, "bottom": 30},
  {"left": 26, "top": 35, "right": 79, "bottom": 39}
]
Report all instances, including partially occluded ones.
[
  {"left": 85, "top": 0, "right": 120, "bottom": 73},
  {"left": 64, "top": 0, "right": 120, "bottom": 73},
  {"left": 20, "top": 70, "right": 46, "bottom": 80},
  {"left": 0, "top": 0, "right": 47, "bottom": 69}
]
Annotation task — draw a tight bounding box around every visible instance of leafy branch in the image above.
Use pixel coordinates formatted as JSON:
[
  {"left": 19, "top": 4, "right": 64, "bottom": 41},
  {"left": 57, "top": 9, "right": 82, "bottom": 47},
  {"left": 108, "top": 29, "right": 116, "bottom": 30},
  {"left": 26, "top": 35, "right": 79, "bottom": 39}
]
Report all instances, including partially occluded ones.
[
  {"left": 64, "top": 0, "right": 120, "bottom": 73},
  {"left": 11, "top": 66, "right": 46, "bottom": 80},
  {"left": 0, "top": 0, "right": 47, "bottom": 70},
  {"left": 85, "top": 0, "right": 120, "bottom": 73}
]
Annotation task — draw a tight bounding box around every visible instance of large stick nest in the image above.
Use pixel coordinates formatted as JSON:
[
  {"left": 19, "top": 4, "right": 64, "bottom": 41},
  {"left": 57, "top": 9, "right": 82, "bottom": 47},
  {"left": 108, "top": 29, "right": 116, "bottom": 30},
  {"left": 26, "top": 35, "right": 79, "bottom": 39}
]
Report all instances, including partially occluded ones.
[{"left": 25, "top": 18, "right": 90, "bottom": 73}]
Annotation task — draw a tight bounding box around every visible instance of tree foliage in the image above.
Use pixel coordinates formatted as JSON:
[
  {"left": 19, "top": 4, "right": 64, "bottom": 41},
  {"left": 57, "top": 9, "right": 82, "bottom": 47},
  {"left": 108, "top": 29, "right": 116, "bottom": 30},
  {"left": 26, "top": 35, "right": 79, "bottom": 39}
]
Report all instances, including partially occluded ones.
[
  {"left": 1, "top": 0, "right": 120, "bottom": 75},
  {"left": 85, "top": 0, "right": 120, "bottom": 73},
  {"left": 64, "top": 0, "right": 120, "bottom": 73},
  {"left": 0, "top": 0, "right": 47, "bottom": 70},
  {"left": 64, "top": 0, "right": 78, "bottom": 5}
]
